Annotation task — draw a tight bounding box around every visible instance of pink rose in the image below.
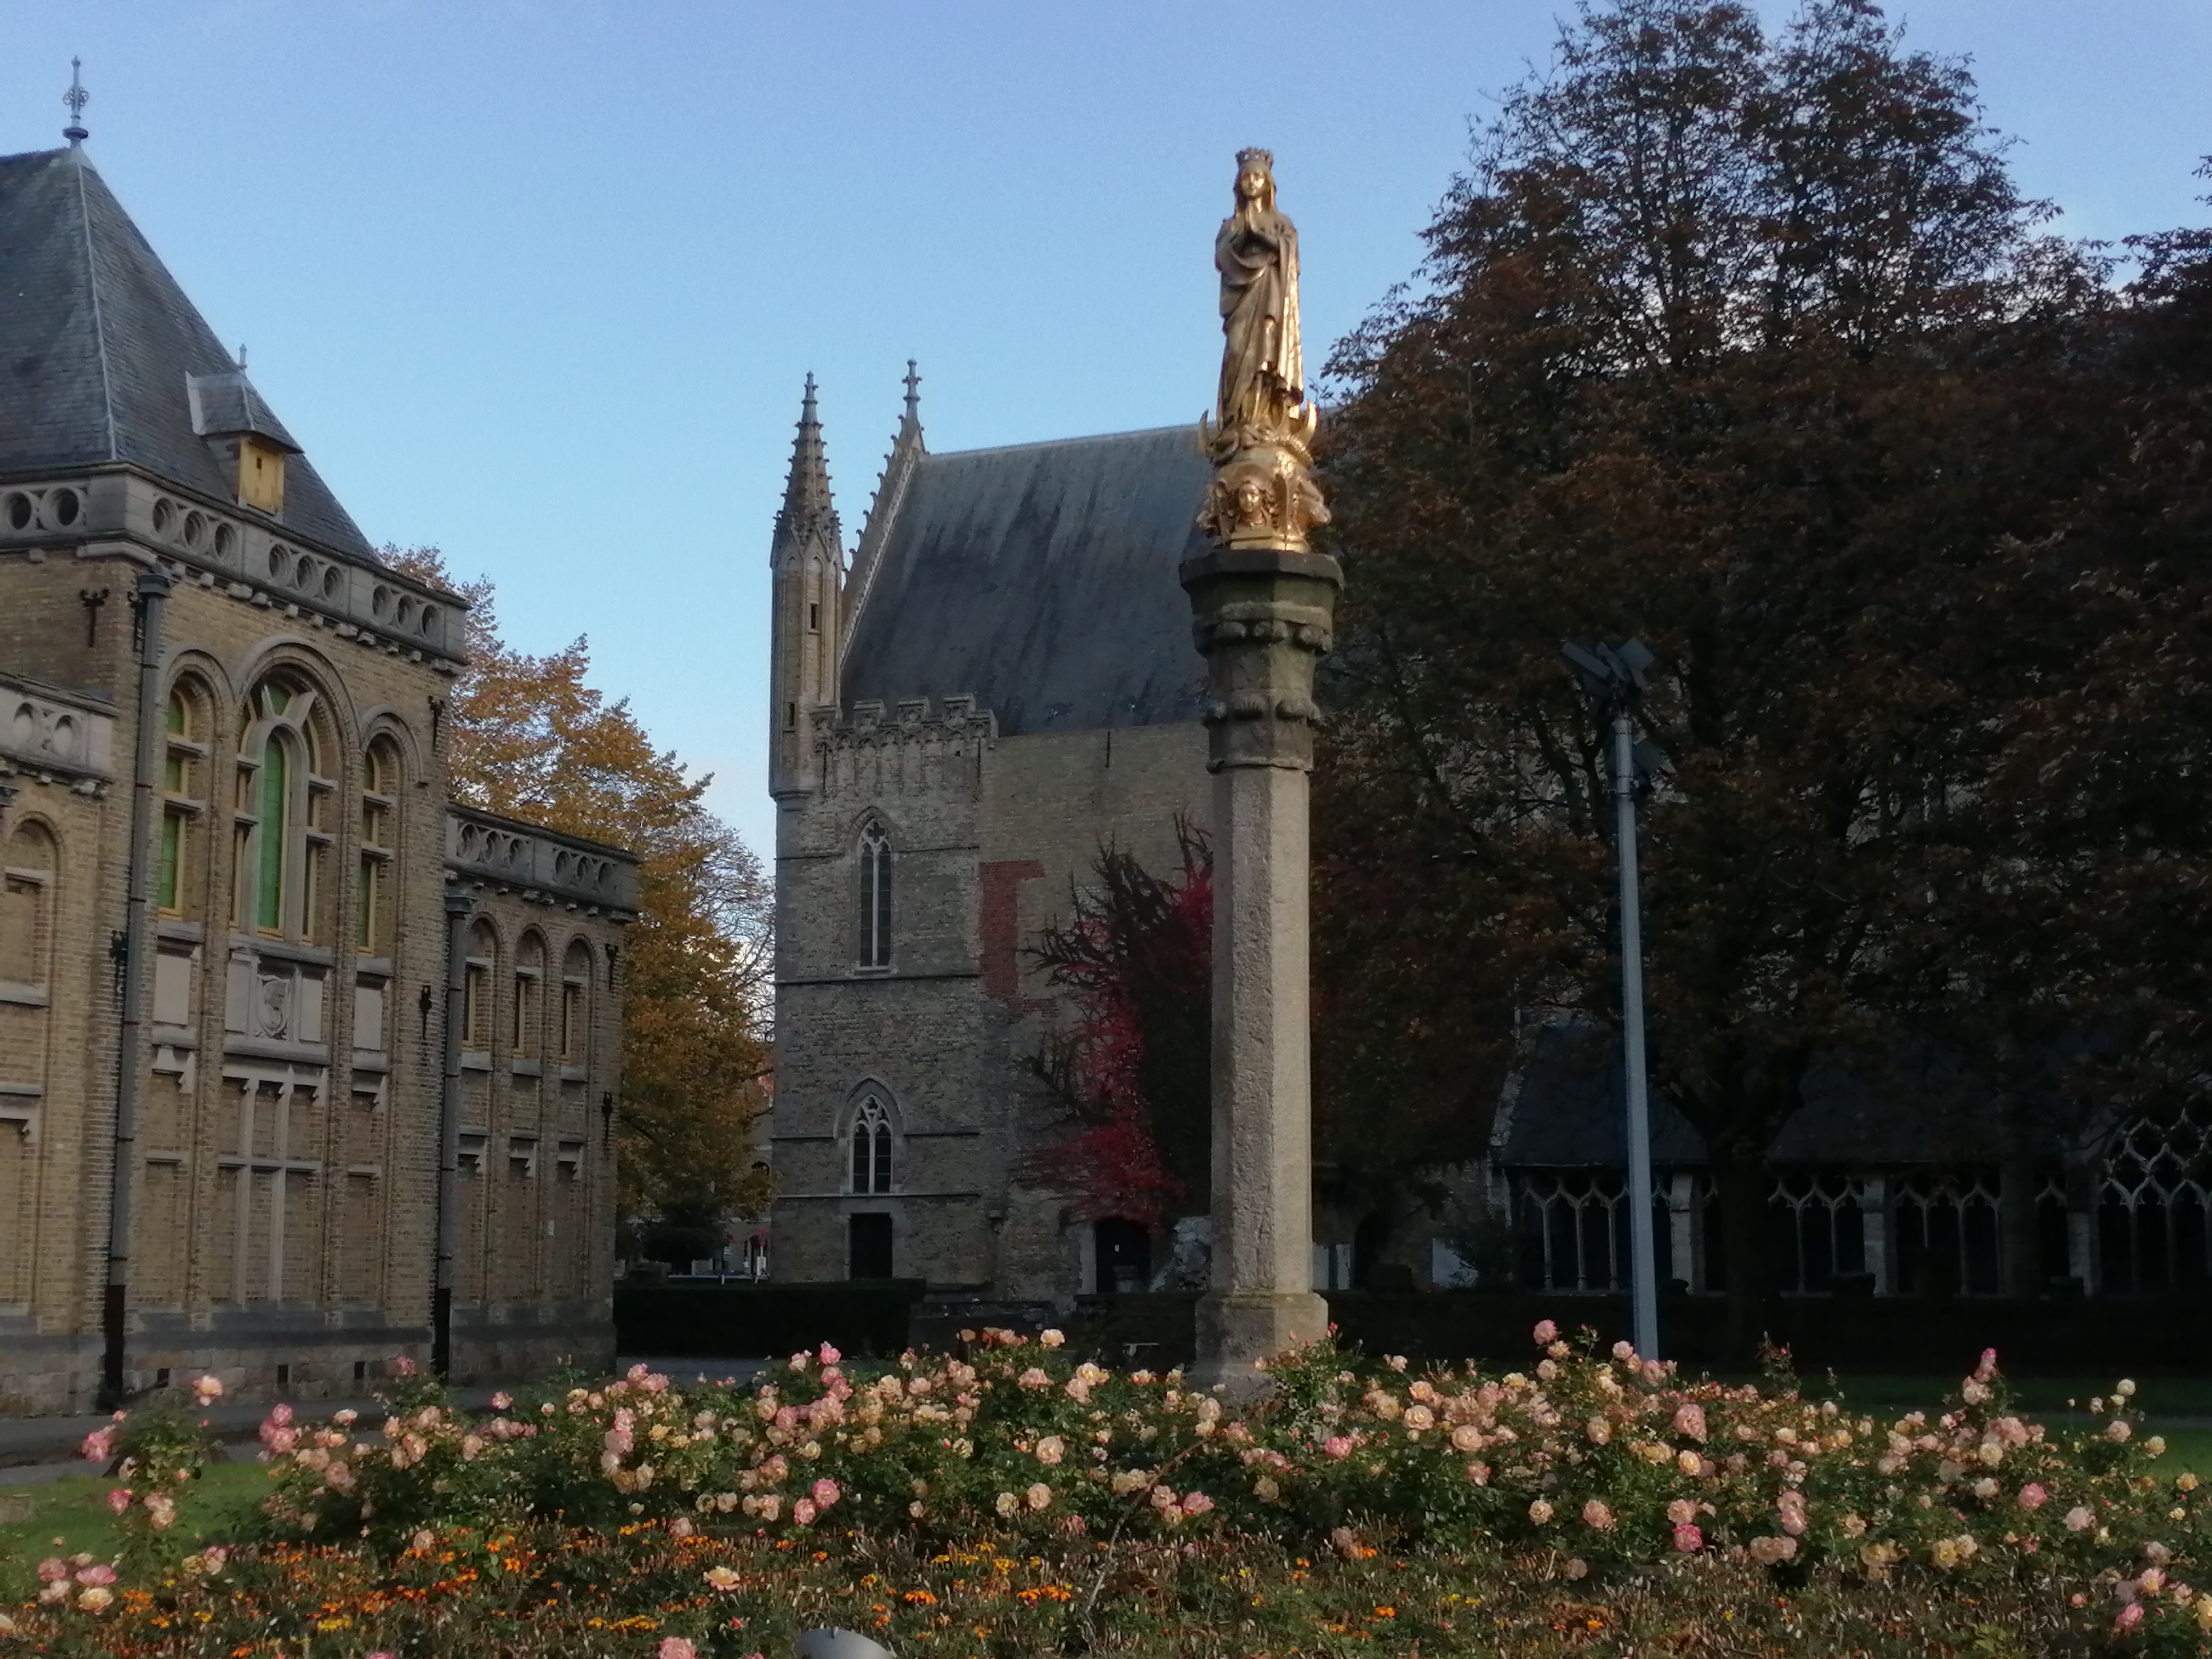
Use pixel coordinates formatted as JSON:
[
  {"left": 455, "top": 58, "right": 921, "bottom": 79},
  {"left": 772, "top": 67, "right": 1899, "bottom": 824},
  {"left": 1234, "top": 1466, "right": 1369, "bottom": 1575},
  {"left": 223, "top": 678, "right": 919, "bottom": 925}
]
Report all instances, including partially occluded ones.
[
  {"left": 792, "top": 1498, "right": 817, "bottom": 1525},
  {"left": 1672, "top": 1402, "right": 1708, "bottom": 1443},
  {"left": 2017, "top": 1482, "right": 2048, "bottom": 1510},
  {"left": 105, "top": 1488, "right": 131, "bottom": 1515},
  {"left": 36, "top": 1559, "right": 69, "bottom": 1585},
  {"left": 1180, "top": 1490, "right": 1213, "bottom": 1516},
  {"left": 660, "top": 1640, "right": 699, "bottom": 1659},
  {"left": 818, "top": 1343, "right": 841, "bottom": 1364},
  {"left": 811, "top": 1477, "right": 840, "bottom": 1508},
  {"left": 1323, "top": 1436, "right": 1353, "bottom": 1460},
  {"left": 1673, "top": 1522, "right": 1704, "bottom": 1553},
  {"left": 667, "top": 1516, "right": 694, "bottom": 1539},
  {"left": 1532, "top": 1320, "right": 1559, "bottom": 1345},
  {"left": 491, "top": 1392, "right": 512, "bottom": 1410},
  {"left": 1582, "top": 1499, "right": 1613, "bottom": 1530},
  {"left": 74, "top": 1564, "right": 118, "bottom": 1586},
  {"left": 2114, "top": 1603, "right": 2143, "bottom": 1632},
  {"left": 80, "top": 1428, "right": 114, "bottom": 1463},
  {"left": 2064, "top": 1506, "right": 2094, "bottom": 1532}
]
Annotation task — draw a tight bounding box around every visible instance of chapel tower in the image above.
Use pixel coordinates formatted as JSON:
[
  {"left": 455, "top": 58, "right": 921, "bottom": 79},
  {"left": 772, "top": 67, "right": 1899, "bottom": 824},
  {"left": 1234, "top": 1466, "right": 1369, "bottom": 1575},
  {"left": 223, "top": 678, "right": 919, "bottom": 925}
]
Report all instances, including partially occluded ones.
[{"left": 768, "top": 376, "right": 843, "bottom": 797}]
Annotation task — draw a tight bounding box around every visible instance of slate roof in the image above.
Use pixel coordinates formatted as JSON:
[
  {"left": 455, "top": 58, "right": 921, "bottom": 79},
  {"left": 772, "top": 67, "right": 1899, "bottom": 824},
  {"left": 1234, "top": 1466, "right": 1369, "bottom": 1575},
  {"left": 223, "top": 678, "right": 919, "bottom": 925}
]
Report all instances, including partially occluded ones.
[
  {"left": 1493, "top": 1023, "right": 1708, "bottom": 1169},
  {"left": 840, "top": 426, "right": 1213, "bottom": 735},
  {"left": 0, "top": 147, "right": 372, "bottom": 559},
  {"left": 1494, "top": 1022, "right": 2064, "bottom": 1169}
]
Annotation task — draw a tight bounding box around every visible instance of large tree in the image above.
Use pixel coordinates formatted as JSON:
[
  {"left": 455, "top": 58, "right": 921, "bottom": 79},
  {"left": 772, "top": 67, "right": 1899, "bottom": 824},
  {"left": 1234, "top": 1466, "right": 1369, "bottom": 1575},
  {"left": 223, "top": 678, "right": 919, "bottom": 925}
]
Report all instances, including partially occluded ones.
[
  {"left": 1314, "top": 0, "right": 2123, "bottom": 1348},
  {"left": 387, "top": 549, "right": 773, "bottom": 1255}
]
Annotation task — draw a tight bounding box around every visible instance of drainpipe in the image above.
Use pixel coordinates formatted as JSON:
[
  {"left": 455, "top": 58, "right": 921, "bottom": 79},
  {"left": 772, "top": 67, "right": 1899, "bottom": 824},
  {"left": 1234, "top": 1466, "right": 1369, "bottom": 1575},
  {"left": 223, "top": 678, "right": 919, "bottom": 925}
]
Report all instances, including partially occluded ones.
[
  {"left": 103, "top": 565, "right": 173, "bottom": 1410},
  {"left": 433, "top": 886, "right": 474, "bottom": 1376}
]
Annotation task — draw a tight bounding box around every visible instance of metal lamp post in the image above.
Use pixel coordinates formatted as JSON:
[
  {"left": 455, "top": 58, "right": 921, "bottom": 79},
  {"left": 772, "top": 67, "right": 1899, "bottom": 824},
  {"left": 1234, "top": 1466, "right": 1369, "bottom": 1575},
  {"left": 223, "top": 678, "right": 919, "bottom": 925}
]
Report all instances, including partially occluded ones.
[{"left": 1562, "top": 640, "right": 1665, "bottom": 1361}]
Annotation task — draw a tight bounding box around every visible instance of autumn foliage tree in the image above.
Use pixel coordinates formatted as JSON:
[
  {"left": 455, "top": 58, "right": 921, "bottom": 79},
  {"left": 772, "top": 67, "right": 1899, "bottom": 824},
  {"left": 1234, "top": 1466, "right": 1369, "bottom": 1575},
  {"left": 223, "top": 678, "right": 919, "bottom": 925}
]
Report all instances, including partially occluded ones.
[
  {"left": 386, "top": 549, "right": 772, "bottom": 1257},
  {"left": 1026, "top": 826, "right": 1213, "bottom": 1228},
  {"left": 1310, "top": 0, "right": 2208, "bottom": 1349}
]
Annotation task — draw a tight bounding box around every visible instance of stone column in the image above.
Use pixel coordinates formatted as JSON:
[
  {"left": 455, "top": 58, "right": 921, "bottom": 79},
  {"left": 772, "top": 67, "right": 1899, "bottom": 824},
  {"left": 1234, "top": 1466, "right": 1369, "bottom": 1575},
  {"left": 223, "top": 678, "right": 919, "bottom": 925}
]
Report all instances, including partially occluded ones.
[{"left": 1182, "top": 546, "right": 1341, "bottom": 1393}]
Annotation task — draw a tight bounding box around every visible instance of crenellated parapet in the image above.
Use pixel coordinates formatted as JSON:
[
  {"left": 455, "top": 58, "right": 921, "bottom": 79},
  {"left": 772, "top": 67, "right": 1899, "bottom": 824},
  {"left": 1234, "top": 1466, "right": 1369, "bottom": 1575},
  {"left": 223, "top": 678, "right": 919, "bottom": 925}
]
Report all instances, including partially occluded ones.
[{"left": 810, "top": 694, "right": 995, "bottom": 800}]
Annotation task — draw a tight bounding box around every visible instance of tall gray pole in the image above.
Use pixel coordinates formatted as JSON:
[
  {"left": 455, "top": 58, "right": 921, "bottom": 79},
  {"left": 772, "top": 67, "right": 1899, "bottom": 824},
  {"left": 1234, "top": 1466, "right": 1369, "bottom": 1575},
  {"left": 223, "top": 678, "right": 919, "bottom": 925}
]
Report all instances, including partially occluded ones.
[
  {"left": 433, "top": 887, "right": 474, "bottom": 1376},
  {"left": 103, "top": 565, "right": 172, "bottom": 1408},
  {"left": 1613, "top": 708, "right": 1660, "bottom": 1359}
]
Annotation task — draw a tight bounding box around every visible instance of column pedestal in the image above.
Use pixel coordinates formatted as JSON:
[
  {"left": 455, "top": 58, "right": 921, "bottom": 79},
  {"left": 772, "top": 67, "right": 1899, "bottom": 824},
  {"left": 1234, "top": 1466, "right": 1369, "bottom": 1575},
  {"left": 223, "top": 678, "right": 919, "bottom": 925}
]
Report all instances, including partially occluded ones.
[{"left": 1180, "top": 547, "right": 1340, "bottom": 1396}]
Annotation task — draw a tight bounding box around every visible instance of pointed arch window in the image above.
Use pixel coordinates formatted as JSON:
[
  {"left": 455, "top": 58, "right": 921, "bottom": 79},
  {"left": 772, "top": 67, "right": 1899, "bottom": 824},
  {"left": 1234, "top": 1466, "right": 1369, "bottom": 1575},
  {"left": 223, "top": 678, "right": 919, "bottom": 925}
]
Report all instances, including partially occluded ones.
[
  {"left": 233, "top": 678, "right": 337, "bottom": 941},
  {"left": 357, "top": 739, "right": 400, "bottom": 954},
  {"left": 850, "top": 1097, "right": 893, "bottom": 1195},
  {"left": 158, "top": 683, "right": 208, "bottom": 918},
  {"left": 858, "top": 822, "right": 892, "bottom": 969}
]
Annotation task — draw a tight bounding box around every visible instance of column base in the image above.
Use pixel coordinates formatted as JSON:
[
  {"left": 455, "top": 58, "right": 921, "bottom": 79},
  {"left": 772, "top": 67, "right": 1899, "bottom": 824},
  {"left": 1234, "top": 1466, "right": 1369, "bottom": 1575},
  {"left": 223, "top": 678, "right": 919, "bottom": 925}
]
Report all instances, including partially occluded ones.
[{"left": 1188, "top": 1289, "right": 1330, "bottom": 1398}]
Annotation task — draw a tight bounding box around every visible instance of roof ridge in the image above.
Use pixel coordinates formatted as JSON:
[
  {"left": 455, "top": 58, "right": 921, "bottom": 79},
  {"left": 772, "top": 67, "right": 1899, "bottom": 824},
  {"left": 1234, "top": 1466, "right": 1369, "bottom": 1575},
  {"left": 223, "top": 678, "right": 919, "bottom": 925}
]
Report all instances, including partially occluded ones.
[
  {"left": 924, "top": 424, "right": 1196, "bottom": 463},
  {"left": 68, "top": 153, "right": 119, "bottom": 461}
]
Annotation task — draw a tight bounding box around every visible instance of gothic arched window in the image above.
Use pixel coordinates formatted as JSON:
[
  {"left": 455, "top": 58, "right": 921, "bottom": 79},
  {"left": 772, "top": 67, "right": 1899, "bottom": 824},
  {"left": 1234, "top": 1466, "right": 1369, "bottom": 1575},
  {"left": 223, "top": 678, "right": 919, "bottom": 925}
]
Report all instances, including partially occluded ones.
[
  {"left": 357, "top": 737, "right": 400, "bottom": 955},
  {"left": 234, "top": 677, "right": 337, "bottom": 941},
  {"left": 857, "top": 822, "right": 892, "bottom": 969},
  {"left": 158, "top": 681, "right": 209, "bottom": 919},
  {"left": 849, "top": 1097, "right": 893, "bottom": 1195}
]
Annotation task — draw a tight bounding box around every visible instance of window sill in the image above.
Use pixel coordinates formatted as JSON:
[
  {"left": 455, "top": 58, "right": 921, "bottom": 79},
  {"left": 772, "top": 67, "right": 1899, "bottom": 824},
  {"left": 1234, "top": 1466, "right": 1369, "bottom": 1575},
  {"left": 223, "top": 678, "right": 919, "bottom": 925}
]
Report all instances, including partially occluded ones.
[
  {"left": 232, "top": 936, "right": 334, "bottom": 968},
  {"left": 510, "top": 1059, "right": 543, "bottom": 1078}
]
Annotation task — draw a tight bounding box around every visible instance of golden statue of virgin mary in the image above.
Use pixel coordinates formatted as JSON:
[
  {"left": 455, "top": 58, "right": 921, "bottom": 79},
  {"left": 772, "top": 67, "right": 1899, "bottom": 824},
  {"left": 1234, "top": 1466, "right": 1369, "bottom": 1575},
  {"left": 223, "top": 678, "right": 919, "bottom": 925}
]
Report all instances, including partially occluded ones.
[{"left": 1200, "top": 149, "right": 1328, "bottom": 552}]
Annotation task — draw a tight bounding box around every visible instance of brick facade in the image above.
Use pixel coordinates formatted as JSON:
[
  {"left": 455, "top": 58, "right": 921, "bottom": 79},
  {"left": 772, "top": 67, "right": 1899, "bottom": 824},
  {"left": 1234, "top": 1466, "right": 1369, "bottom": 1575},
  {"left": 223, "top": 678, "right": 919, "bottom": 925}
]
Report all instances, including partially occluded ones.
[{"left": 0, "top": 145, "right": 633, "bottom": 1413}]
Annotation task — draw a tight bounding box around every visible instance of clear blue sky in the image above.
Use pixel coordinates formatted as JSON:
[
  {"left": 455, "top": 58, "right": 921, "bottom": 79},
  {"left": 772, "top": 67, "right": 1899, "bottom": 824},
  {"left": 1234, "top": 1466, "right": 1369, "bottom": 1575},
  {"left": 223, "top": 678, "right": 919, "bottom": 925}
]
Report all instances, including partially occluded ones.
[{"left": 9, "top": 2, "right": 2207, "bottom": 864}]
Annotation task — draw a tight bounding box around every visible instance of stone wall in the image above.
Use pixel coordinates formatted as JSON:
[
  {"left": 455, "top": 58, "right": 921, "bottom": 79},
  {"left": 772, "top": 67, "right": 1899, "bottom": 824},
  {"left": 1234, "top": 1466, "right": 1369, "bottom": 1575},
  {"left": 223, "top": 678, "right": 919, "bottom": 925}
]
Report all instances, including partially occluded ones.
[{"left": 766, "top": 700, "right": 1209, "bottom": 1301}]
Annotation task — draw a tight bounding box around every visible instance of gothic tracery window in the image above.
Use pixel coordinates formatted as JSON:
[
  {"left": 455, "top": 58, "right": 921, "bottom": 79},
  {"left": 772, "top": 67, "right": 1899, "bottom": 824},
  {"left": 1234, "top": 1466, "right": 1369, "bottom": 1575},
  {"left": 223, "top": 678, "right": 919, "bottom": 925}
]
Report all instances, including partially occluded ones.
[
  {"left": 857, "top": 822, "right": 892, "bottom": 969},
  {"left": 233, "top": 677, "right": 336, "bottom": 941},
  {"left": 850, "top": 1096, "right": 893, "bottom": 1195}
]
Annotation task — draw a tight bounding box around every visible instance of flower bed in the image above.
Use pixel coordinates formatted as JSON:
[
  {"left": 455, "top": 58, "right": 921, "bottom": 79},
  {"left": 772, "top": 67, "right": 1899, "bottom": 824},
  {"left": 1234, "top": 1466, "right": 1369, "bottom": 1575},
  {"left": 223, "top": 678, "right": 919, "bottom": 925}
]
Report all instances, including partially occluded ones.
[{"left": 8, "top": 1323, "right": 2210, "bottom": 1655}]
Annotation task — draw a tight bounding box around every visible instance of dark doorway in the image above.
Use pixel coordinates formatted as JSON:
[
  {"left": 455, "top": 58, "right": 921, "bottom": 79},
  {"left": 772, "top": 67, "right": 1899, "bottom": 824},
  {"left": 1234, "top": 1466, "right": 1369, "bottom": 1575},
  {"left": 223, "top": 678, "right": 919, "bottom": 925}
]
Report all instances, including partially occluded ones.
[
  {"left": 848, "top": 1212, "right": 894, "bottom": 1279},
  {"left": 1095, "top": 1219, "right": 1151, "bottom": 1293}
]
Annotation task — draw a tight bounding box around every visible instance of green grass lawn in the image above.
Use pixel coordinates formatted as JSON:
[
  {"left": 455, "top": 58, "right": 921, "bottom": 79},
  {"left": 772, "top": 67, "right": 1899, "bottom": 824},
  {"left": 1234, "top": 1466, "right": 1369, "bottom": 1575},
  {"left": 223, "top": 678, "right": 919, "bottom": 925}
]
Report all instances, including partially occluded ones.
[
  {"left": 1815, "top": 1372, "right": 2212, "bottom": 1415},
  {"left": 1802, "top": 1373, "right": 2212, "bottom": 1479},
  {"left": 0, "top": 1460, "right": 267, "bottom": 1591}
]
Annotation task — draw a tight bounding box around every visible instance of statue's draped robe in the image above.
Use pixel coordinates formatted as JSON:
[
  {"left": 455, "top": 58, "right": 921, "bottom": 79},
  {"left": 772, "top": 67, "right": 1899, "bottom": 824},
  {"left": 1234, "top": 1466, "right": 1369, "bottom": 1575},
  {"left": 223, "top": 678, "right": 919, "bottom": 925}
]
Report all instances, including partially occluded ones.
[{"left": 1214, "top": 207, "right": 1303, "bottom": 438}]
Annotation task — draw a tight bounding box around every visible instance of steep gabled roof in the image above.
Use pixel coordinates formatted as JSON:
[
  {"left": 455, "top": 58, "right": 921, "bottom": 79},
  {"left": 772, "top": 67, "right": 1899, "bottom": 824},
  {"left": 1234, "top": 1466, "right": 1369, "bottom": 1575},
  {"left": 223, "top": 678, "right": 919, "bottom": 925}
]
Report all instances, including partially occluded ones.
[
  {"left": 840, "top": 425, "right": 1212, "bottom": 735},
  {"left": 0, "top": 147, "right": 372, "bottom": 558}
]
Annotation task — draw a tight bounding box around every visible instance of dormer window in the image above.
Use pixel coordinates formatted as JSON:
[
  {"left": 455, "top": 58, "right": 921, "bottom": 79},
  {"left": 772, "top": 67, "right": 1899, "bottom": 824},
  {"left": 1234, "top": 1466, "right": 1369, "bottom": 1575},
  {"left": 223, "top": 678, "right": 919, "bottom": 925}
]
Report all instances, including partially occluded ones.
[
  {"left": 237, "top": 437, "right": 287, "bottom": 515},
  {"left": 186, "top": 369, "right": 302, "bottom": 519}
]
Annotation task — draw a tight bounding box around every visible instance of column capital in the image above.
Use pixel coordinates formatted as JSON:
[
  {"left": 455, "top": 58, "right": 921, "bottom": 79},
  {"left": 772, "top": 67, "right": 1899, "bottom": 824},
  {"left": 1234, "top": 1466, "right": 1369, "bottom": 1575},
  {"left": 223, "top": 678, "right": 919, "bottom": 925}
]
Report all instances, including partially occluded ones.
[{"left": 1181, "top": 549, "right": 1343, "bottom": 772}]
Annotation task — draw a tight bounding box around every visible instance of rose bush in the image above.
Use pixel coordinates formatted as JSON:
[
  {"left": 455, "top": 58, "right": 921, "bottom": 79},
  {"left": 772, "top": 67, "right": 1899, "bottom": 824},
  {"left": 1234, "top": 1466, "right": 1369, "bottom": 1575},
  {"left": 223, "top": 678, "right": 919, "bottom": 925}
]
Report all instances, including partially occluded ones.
[{"left": 30, "top": 1325, "right": 2211, "bottom": 1650}]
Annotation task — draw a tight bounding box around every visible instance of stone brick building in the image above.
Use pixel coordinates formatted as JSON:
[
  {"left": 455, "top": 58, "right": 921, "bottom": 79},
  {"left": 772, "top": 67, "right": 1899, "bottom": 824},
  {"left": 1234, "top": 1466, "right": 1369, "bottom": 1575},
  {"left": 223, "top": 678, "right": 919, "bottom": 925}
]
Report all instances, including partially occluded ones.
[
  {"left": 0, "top": 138, "right": 634, "bottom": 1412},
  {"left": 765, "top": 375, "right": 1213, "bottom": 1299}
]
